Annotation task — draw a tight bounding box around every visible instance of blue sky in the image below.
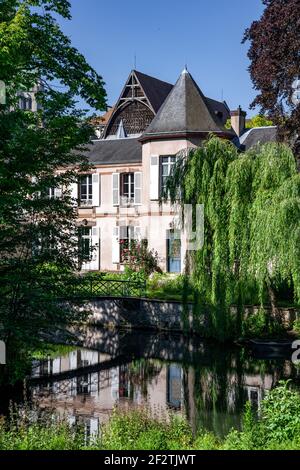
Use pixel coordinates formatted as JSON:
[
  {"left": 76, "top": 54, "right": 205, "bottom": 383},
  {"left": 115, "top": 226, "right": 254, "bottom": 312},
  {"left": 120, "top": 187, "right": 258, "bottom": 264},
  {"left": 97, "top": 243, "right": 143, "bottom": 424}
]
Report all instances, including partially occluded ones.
[{"left": 58, "top": 0, "right": 265, "bottom": 116}]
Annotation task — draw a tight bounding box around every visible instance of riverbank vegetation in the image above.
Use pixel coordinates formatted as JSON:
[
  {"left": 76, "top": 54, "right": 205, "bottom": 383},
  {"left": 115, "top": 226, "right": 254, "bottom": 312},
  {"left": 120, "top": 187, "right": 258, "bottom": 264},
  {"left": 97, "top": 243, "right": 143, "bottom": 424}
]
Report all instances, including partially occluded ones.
[{"left": 0, "top": 382, "right": 299, "bottom": 450}]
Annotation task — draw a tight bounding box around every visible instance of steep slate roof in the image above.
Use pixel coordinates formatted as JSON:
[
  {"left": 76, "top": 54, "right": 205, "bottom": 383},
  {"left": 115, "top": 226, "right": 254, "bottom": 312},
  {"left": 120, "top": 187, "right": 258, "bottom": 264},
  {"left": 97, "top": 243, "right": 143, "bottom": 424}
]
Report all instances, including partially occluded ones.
[
  {"left": 134, "top": 70, "right": 173, "bottom": 113},
  {"left": 205, "top": 97, "right": 231, "bottom": 125},
  {"left": 239, "top": 126, "right": 277, "bottom": 151},
  {"left": 141, "top": 69, "right": 234, "bottom": 140},
  {"left": 84, "top": 138, "right": 142, "bottom": 165}
]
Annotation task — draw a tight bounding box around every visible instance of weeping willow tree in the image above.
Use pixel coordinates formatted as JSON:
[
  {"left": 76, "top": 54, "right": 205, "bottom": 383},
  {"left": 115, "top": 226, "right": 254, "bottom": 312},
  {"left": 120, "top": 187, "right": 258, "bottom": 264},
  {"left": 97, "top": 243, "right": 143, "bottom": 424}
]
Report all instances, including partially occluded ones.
[{"left": 166, "top": 136, "right": 300, "bottom": 340}]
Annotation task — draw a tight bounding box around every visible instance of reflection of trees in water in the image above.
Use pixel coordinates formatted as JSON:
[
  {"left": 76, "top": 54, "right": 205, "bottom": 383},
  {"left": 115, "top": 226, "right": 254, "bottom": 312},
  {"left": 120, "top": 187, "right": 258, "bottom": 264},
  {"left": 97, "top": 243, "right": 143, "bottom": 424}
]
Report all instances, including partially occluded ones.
[
  {"left": 182, "top": 348, "right": 296, "bottom": 437},
  {"left": 126, "top": 359, "right": 163, "bottom": 399}
]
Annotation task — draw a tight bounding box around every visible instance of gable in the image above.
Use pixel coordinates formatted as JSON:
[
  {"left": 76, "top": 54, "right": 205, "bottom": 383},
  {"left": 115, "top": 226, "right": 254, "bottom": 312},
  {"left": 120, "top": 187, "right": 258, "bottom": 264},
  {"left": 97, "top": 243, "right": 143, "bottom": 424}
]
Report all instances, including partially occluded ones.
[{"left": 104, "top": 70, "right": 173, "bottom": 138}]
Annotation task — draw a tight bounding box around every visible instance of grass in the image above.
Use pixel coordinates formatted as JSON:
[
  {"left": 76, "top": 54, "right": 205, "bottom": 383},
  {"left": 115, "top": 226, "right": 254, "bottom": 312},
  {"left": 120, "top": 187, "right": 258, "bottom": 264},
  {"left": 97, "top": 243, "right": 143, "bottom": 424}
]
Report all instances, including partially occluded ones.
[{"left": 1, "top": 382, "right": 300, "bottom": 450}]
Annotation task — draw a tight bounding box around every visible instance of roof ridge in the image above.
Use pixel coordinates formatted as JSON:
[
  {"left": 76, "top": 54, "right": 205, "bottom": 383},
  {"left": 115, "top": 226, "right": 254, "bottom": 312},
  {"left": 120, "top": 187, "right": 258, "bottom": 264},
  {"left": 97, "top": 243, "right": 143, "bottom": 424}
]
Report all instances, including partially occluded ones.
[
  {"left": 239, "top": 125, "right": 277, "bottom": 144},
  {"left": 133, "top": 69, "right": 173, "bottom": 87}
]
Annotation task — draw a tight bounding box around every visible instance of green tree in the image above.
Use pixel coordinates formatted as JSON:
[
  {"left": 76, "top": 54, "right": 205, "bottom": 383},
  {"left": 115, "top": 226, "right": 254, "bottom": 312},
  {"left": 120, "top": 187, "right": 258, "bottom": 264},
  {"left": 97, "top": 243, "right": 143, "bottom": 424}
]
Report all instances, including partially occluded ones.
[
  {"left": 246, "top": 115, "right": 273, "bottom": 129},
  {"left": 0, "top": 0, "right": 106, "bottom": 375},
  {"left": 243, "top": 0, "right": 300, "bottom": 157},
  {"left": 225, "top": 114, "right": 273, "bottom": 130},
  {"left": 166, "top": 137, "right": 300, "bottom": 340}
]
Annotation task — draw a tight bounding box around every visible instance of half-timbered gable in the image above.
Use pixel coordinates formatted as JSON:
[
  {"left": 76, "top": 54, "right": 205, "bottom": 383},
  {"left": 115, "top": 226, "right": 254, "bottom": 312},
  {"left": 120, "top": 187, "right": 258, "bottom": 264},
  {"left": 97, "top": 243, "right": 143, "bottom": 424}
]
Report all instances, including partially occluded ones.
[{"left": 104, "top": 70, "right": 173, "bottom": 138}]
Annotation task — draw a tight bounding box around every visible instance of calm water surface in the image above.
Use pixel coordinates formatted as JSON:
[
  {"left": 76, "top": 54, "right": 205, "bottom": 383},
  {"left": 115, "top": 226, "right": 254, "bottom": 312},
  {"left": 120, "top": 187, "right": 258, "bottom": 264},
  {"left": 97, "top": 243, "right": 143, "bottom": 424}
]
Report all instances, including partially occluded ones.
[{"left": 26, "top": 328, "right": 300, "bottom": 437}]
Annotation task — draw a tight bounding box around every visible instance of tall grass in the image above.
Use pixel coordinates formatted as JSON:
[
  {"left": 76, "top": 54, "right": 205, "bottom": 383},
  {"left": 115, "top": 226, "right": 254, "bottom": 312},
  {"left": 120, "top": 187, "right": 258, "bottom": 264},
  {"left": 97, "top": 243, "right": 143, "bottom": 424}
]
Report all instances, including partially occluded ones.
[{"left": 0, "top": 382, "right": 299, "bottom": 450}]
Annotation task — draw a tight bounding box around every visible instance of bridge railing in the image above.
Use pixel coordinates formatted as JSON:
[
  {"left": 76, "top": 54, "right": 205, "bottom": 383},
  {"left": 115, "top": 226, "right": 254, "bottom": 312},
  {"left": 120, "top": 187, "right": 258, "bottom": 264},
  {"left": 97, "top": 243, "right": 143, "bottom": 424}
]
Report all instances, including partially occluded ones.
[{"left": 44, "top": 276, "right": 146, "bottom": 299}]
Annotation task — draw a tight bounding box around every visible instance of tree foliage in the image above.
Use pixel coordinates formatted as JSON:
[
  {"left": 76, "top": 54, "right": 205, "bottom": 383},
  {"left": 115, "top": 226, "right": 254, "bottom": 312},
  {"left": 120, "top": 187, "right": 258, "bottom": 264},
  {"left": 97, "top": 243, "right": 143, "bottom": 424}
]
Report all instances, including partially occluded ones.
[
  {"left": 225, "top": 114, "right": 273, "bottom": 130},
  {"left": 0, "top": 0, "right": 106, "bottom": 359},
  {"left": 245, "top": 115, "right": 273, "bottom": 129},
  {"left": 166, "top": 137, "right": 300, "bottom": 339},
  {"left": 243, "top": 0, "right": 300, "bottom": 154}
]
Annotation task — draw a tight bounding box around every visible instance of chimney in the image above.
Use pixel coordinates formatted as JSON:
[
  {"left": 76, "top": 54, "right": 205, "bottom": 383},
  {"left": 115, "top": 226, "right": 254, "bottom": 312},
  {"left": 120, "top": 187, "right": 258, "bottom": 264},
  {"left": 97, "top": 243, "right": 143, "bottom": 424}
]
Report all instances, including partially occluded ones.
[{"left": 230, "top": 106, "right": 246, "bottom": 137}]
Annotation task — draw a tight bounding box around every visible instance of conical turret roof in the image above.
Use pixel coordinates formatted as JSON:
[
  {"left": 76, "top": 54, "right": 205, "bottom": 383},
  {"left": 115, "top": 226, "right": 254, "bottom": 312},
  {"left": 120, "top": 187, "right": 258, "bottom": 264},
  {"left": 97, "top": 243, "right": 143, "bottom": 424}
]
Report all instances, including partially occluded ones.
[{"left": 141, "top": 69, "right": 233, "bottom": 141}]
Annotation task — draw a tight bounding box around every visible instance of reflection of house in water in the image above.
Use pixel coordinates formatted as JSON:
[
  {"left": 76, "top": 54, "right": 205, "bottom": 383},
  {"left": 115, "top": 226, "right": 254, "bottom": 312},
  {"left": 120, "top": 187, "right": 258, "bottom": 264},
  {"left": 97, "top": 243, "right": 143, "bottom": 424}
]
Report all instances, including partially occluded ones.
[
  {"left": 244, "top": 374, "right": 275, "bottom": 410},
  {"left": 30, "top": 347, "right": 295, "bottom": 437},
  {"left": 31, "top": 349, "right": 183, "bottom": 432},
  {"left": 167, "top": 365, "right": 183, "bottom": 410}
]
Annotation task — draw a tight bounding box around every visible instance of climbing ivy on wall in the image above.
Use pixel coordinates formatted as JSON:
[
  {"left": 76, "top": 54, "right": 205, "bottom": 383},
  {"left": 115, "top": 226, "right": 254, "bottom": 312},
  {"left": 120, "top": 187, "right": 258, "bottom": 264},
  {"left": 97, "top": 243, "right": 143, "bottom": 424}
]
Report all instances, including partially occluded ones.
[{"left": 166, "top": 137, "right": 300, "bottom": 340}]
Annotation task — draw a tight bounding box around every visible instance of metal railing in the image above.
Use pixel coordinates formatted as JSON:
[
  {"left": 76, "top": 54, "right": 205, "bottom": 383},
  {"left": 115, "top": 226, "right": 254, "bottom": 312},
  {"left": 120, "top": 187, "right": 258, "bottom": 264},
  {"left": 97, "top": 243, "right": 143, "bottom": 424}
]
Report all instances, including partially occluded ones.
[{"left": 46, "top": 276, "right": 146, "bottom": 299}]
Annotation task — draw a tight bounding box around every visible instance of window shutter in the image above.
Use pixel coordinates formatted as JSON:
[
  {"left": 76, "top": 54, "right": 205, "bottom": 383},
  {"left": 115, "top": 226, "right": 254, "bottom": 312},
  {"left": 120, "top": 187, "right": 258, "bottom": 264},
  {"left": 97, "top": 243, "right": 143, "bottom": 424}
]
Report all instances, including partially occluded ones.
[
  {"left": 134, "top": 172, "right": 142, "bottom": 205},
  {"left": 90, "top": 227, "right": 100, "bottom": 270},
  {"left": 92, "top": 173, "right": 100, "bottom": 207},
  {"left": 112, "top": 226, "right": 120, "bottom": 264},
  {"left": 112, "top": 173, "right": 120, "bottom": 206},
  {"left": 150, "top": 155, "right": 159, "bottom": 200}
]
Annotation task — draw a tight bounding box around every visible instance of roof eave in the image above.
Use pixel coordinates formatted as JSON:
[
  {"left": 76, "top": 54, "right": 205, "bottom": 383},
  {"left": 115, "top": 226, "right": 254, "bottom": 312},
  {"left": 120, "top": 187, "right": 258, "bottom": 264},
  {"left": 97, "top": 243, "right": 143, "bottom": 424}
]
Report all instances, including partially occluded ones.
[
  {"left": 88, "top": 160, "right": 142, "bottom": 166},
  {"left": 139, "top": 130, "right": 234, "bottom": 143}
]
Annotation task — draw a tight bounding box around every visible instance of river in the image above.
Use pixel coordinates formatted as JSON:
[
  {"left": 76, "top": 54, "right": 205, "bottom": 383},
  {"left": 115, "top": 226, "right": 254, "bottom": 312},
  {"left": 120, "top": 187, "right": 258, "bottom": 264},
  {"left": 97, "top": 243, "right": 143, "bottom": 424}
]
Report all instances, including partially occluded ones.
[{"left": 5, "top": 328, "right": 300, "bottom": 438}]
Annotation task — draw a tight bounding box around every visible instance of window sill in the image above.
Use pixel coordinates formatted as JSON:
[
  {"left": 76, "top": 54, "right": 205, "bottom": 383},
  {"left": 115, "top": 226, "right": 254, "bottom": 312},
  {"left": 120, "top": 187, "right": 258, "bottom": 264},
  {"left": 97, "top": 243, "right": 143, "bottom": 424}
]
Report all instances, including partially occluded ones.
[
  {"left": 114, "top": 204, "right": 141, "bottom": 208},
  {"left": 79, "top": 202, "right": 93, "bottom": 208}
]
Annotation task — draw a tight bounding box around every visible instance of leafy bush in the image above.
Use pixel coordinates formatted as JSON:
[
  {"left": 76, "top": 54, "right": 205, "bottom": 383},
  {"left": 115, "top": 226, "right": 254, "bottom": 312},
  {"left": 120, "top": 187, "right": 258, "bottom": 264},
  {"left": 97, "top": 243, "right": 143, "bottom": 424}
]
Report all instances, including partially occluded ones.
[
  {"left": 121, "top": 240, "right": 162, "bottom": 276},
  {"left": 294, "top": 317, "right": 300, "bottom": 335},
  {"left": 260, "top": 381, "right": 300, "bottom": 442},
  {"left": 223, "top": 382, "right": 300, "bottom": 449},
  {"left": 123, "top": 266, "right": 147, "bottom": 284}
]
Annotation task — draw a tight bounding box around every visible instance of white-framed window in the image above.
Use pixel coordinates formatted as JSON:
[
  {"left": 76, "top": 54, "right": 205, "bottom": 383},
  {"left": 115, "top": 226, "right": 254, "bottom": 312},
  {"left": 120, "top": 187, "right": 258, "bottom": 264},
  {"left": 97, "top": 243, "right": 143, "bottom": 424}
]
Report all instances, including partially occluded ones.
[
  {"left": 79, "top": 175, "right": 93, "bottom": 206},
  {"left": 79, "top": 226, "right": 100, "bottom": 270},
  {"left": 120, "top": 173, "right": 134, "bottom": 206},
  {"left": 120, "top": 225, "right": 135, "bottom": 263},
  {"left": 79, "top": 226, "right": 92, "bottom": 260},
  {"left": 112, "top": 172, "right": 142, "bottom": 207},
  {"left": 160, "top": 155, "right": 176, "bottom": 196},
  {"left": 42, "top": 186, "right": 62, "bottom": 199}
]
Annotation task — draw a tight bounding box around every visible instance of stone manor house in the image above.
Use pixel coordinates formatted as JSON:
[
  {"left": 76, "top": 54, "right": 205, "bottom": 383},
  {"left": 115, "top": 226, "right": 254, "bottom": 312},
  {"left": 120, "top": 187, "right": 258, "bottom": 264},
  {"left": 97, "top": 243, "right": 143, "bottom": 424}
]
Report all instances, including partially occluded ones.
[
  {"left": 70, "top": 68, "right": 276, "bottom": 273},
  {"left": 23, "top": 69, "right": 277, "bottom": 273}
]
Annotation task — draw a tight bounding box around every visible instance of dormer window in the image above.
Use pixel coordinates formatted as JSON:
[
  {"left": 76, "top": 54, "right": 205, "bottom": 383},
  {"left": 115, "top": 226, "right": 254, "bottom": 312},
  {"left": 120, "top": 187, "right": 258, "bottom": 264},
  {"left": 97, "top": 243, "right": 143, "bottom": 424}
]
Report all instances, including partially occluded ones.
[{"left": 215, "top": 110, "right": 223, "bottom": 120}]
